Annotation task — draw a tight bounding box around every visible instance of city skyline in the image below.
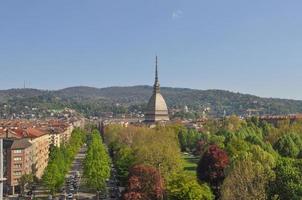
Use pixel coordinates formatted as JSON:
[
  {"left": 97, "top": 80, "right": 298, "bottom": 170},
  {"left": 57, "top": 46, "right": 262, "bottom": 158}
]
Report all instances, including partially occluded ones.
[{"left": 1, "top": 1, "right": 302, "bottom": 100}]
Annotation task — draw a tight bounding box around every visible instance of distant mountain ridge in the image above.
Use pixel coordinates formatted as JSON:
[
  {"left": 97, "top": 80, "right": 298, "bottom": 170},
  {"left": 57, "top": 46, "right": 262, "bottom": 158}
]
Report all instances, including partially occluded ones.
[{"left": 0, "top": 86, "right": 302, "bottom": 117}]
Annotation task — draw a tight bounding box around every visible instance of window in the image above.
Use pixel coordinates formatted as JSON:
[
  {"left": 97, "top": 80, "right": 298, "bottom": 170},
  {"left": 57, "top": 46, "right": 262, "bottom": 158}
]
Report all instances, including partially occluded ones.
[
  {"left": 13, "top": 157, "right": 22, "bottom": 161},
  {"left": 13, "top": 171, "right": 22, "bottom": 176},
  {"left": 14, "top": 164, "right": 22, "bottom": 169},
  {"left": 13, "top": 149, "right": 22, "bottom": 154}
]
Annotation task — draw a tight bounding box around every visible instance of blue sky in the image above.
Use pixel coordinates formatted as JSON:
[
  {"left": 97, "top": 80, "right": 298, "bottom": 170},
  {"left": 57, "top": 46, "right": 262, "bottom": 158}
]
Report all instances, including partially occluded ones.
[{"left": 1, "top": 1, "right": 302, "bottom": 99}]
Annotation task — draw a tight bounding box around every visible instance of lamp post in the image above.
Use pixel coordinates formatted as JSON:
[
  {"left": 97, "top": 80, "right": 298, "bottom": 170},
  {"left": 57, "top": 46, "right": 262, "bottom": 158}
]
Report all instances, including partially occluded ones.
[{"left": 0, "top": 139, "right": 7, "bottom": 200}]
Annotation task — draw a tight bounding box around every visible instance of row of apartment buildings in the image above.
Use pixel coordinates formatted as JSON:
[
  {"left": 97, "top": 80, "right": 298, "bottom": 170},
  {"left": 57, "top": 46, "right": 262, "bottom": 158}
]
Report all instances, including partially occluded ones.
[{"left": 0, "top": 117, "right": 85, "bottom": 194}]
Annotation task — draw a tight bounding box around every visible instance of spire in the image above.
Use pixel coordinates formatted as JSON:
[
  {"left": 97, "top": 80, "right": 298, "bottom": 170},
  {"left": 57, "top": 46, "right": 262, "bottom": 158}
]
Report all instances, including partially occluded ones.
[
  {"left": 154, "top": 56, "right": 160, "bottom": 93},
  {"left": 155, "top": 55, "right": 158, "bottom": 83}
]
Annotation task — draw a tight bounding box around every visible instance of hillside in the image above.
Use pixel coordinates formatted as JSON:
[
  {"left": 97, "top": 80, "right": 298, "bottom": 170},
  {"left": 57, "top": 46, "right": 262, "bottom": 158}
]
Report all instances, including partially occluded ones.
[{"left": 0, "top": 86, "right": 302, "bottom": 117}]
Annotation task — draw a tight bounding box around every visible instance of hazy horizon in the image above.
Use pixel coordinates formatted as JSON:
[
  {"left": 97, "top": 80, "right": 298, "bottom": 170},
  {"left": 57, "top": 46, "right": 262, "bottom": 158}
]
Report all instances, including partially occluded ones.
[{"left": 1, "top": 84, "right": 302, "bottom": 101}]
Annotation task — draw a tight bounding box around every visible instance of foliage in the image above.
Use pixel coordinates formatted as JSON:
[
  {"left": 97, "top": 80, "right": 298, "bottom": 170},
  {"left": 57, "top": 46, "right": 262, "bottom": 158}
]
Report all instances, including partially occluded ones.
[
  {"left": 222, "top": 115, "right": 245, "bottom": 132},
  {"left": 248, "top": 145, "right": 276, "bottom": 169},
  {"left": 273, "top": 133, "right": 302, "bottom": 158},
  {"left": 197, "top": 145, "right": 229, "bottom": 197},
  {"left": 115, "top": 146, "right": 135, "bottom": 184},
  {"left": 133, "top": 128, "right": 183, "bottom": 178},
  {"left": 221, "top": 153, "right": 275, "bottom": 200},
  {"left": 167, "top": 173, "right": 214, "bottom": 200},
  {"left": 105, "top": 125, "right": 183, "bottom": 179},
  {"left": 178, "top": 129, "right": 204, "bottom": 152},
  {"left": 42, "top": 128, "right": 85, "bottom": 194},
  {"left": 105, "top": 116, "right": 302, "bottom": 199},
  {"left": 225, "top": 137, "right": 250, "bottom": 160},
  {"left": 83, "top": 129, "right": 111, "bottom": 191},
  {"left": 42, "top": 163, "right": 63, "bottom": 194},
  {"left": 269, "top": 158, "right": 302, "bottom": 200},
  {"left": 18, "top": 173, "right": 34, "bottom": 195},
  {"left": 122, "top": 165, "right": 164, "bottom": 200},
  {"left": 208, "top": 135, "right": 225, "bottom": 149},
  {"left": 235, "top": 125, "right": 263, "bottom": 140},
  {"left": 195, "top": 140, "right": 207, "bottom": 156}
]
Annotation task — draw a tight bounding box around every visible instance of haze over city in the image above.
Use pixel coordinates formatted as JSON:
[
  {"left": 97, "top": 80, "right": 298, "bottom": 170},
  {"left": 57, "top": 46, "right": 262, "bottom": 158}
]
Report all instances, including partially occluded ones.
[{"left": 1, "top": 1, "right": 302, "bottom": 99}]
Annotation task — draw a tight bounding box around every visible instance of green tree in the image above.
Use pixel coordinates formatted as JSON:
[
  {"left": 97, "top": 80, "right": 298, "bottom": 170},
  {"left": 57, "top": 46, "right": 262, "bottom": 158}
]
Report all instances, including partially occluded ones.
[
  {"left": 134, "top": 128, "right": 183, "bottom": 178},
  {"left": 167, "top": 173, "right": 214, "bottom": 200},
  {"left": 269, "top": 158, "right": 302, "bottom": 200},
  {"left": 178, "top": 129, "right": 203, "bottom": 152},
  {"left": 208, "top": 135, "right": 225, "bottom": 149},
  {"left": 115, "top": 146, "right": 135, "bottom": 183},
  {"left": 225, "top": 137, "right": 250, "bottom": 160},
  {"left": 18, "top": 173, "right": 34, "bottom": 196},
  {"left": 104, "top": 125, "right": 184, "bottom": 180},
  {"left": 42, "top": 163, "right": 63, "bottom": 194},
  {"left": 221, "top": 154, "right": 275, "bottom": 200},
  {"left": 83, "top": 130, "right": 111, "bottom": 191},
  {"left": 273, "top": 134, "right": 301, "bottom": 158},
  {"left": 42, "top": 128, "right": 85, "bottom": 193},
  {"left": 178, "top": 129, "right": 189, "bottom": 152},
  {"left": 222, "top": 115, "right": 245, "bottom": 132}
]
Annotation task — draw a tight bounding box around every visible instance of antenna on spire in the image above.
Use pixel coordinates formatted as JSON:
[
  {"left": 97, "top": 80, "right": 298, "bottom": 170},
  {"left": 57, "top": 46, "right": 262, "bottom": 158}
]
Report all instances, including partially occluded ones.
[
  {"left": 153, "top": 55, "right": 160, "bottom": 93},
  {"left": 155, "top": 55, "right": 158, "bottom": 83}
]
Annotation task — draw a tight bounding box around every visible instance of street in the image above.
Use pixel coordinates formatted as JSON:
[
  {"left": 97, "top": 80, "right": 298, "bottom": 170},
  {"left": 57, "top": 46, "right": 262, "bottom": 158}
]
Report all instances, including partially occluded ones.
[
  {"left": 60, "top": 145, "right": 95, "bottom": 200},
  {"left": 61, "top": 145, "right": 121, "bottom": 200}
]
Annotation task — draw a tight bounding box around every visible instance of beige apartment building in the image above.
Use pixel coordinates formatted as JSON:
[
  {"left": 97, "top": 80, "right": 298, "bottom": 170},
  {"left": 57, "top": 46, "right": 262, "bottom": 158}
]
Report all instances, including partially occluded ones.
[
  {"left": 28, "top": 129, "right": 49, "bottom": 179},
  {"left": 47, "top": 122, "right": 74, "bottom": 147}
]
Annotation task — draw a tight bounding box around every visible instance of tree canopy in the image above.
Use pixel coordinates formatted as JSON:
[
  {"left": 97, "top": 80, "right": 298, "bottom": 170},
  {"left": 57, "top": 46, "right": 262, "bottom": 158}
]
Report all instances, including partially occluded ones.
[
  {"left": 83, "top": 129, "right": 111, "bottom": 191},
  {"left": 42, "top": 128, "right": 85, "bottom": 194},
  {"left": 122, "top": 165, "right": 164, "bottom": 200},
  {"left": 167, "top": 173, "right": 213, "bottom": 200}
]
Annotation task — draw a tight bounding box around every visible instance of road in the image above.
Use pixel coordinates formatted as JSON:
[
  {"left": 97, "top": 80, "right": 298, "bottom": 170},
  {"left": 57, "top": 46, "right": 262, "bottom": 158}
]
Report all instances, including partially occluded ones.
[
  {"left": 104, "top": 165, "right": 121, "bottom": 200},
  {"left": 59, "top": 145, "right": 94, "bottom": 200},
  {"left": 61, "top": 145, "right": 121, "bottom": 200}
]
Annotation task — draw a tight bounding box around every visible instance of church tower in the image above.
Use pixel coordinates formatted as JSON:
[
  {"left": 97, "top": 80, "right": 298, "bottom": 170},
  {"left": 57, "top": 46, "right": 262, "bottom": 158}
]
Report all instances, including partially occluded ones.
[{"left": 145, "top": 56, "right": 169, "bottom": 122}]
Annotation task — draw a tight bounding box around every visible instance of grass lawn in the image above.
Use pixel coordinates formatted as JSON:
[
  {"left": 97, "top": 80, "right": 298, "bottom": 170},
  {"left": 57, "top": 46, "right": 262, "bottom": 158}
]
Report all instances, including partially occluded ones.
[{"left": 182, "top": 153, "right": 199, "bottom": 175}]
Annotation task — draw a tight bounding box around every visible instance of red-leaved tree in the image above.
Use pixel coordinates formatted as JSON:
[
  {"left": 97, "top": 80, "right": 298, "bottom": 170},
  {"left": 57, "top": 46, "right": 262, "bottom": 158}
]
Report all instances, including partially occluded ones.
[
  {"left": 197, "top": 144, "right": 229, "bottom": 197},
  {"left": 122, "top": 164, "right": 164, "bottom": 200}
]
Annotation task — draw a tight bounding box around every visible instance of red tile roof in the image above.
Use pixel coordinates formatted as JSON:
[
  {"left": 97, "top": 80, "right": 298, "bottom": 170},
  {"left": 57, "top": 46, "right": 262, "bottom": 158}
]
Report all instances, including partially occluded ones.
[{"left": 25, "top": 128, "right": 46, "bottom": 138}]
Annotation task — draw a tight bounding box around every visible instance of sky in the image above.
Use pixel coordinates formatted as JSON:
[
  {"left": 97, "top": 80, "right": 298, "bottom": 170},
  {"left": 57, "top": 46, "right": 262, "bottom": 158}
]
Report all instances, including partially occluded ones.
[{"left": 1, "top": 1, "right": 302, "bottom": 99}]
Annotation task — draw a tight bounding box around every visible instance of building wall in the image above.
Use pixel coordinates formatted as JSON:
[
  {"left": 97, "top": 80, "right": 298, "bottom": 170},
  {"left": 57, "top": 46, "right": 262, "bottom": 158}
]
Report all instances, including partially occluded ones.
[
  {"left": 72, "top": 119, "right": 85, "bottom": 129},
  {"left": 30, "top": 134, "right": 49, "bottom": 179},
  {"left": 49, "top": 133, "right": 61, "bottom": 148},
  {"left": 8, "top": 145, "right": 33, "bottom": 187},
  {"left": 60, "top": 125, "right": 73, "bottom": 145}
]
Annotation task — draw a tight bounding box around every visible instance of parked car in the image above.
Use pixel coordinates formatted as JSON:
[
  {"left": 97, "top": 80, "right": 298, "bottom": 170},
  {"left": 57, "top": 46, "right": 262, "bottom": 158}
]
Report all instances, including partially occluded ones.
[{"left": 67, "top": 193, "right": 73, "bottom": 199}]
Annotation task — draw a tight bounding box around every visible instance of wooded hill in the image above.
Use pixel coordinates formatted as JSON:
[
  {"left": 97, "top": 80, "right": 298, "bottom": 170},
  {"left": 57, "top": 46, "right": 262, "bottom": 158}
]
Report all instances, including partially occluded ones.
[{"left": 0, "top": 86, "right": 302, "bottom": 117}]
